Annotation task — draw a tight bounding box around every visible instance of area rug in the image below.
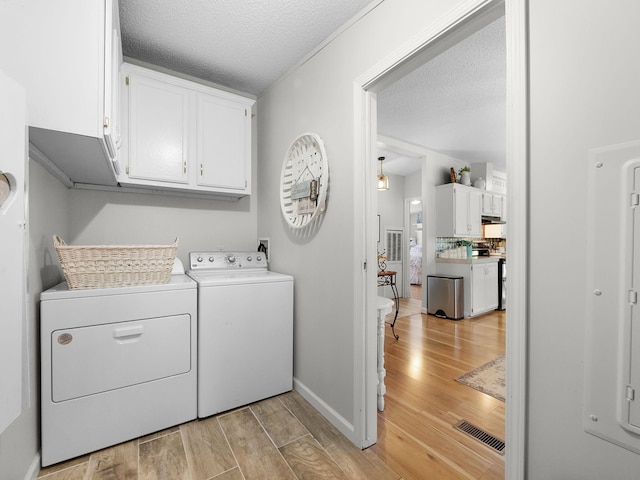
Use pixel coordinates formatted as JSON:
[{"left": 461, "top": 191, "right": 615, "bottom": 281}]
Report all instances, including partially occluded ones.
[{"left": 456, "top": 355, "right": 505, "bottom": 402}]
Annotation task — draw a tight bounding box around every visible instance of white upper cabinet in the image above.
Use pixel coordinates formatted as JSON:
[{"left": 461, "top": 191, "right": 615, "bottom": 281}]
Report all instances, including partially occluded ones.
[
  {"left": 120, "top": 63, "right": 254, "bottom": 198},
  {"left": 127, "top": 75, "right": 190, "bottom": 184},
  {"left": 436, "top": 183, "right": 482, "bottom": 237},
  {"left": 481, "top": 192, "right": 504, "bottom": 217},
  {"left": 196, "top": 95, "right": 249, "bottom": 191},
  {"left": 1, "top": 0, "right": 122, "bottom": 186}
]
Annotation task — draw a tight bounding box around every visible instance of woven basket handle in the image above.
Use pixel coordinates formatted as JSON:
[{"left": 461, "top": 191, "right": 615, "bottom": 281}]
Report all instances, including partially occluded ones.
[{"left": 53, "top": 235, "right": 67, "bottom": 247}]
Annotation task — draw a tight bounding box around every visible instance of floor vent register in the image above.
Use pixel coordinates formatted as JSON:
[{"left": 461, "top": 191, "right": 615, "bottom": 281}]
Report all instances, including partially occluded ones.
[{"left": 454, "top": 420, "right": 505, "bottom": 455}]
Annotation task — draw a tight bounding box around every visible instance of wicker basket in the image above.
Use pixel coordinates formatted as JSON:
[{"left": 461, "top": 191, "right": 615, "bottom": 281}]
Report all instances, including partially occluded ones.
[{"left": 53, "top": 235, "right": 178, "bottom": 289}]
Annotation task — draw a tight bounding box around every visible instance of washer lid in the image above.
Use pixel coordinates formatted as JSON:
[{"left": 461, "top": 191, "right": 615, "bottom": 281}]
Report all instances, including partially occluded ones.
[{"left": 187, "top": 270, "right": 293, "bottom": 286}]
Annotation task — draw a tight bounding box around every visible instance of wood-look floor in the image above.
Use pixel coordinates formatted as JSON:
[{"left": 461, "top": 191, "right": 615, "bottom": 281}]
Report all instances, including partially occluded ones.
[
  {"left": 370, "top": 285, "right": 506, "bottom": 480},
  {"left": 38, "top": 284, "right": 504, "bottom": 480}
]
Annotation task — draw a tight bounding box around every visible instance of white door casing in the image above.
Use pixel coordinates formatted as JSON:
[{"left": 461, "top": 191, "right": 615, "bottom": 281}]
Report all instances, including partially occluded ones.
[
  {"left": 353, "top": 2, "right": 527, "bottom": 479},
  {"left": 0, "top": 69, "right": 27, "bottom": 434}
]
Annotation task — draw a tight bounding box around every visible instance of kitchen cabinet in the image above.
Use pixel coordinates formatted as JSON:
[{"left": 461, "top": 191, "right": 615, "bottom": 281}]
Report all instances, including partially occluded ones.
[
  {"left": 481, "top": 192, "right": 504, "bottom": 217},
  {"left": 1, "top": 0, "right": 122, "bottom": 186},
  {"left": 471, "top": 261, "right": 499, "bottom": 314},
  {"left": 120, "top": 64, "right": 254, "bottom": 198},
  {"left": 436, "top": 183, "right": 482, "bottom": 237},
  {"left": 436, "top": 258, "right": 499, "bottom": 317}
]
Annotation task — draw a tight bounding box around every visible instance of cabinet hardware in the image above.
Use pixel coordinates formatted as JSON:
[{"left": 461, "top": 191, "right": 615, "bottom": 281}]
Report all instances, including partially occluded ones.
[
  {"left": 103, "top": 117, "right": 109, "bottom": 128},
  {"left": 630, "top": 290, "right": 638, "bottom": 305},
  {"left": 631, "top": 193, "right": 639, "bottom": 207},
  {"left": 126, "top": 165, "right": 129, "bottom": 175},
  {"left": 184, "top": 161, "right": 187, "bottom": 174},
  {"left": 200, "top": 164, "right": 203, "bottom": 176},
  {"left": 125, "top": 76, "right": 129, "bottom": 86}
]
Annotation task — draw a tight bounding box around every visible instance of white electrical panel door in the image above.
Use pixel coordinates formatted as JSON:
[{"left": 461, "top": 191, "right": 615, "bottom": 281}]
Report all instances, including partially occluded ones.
[
  {"left": 623, "top": 162, "right": 640, "bottom": 431},
  {"left": 585, "top": 140, "right": 640, "bottom": 453}
]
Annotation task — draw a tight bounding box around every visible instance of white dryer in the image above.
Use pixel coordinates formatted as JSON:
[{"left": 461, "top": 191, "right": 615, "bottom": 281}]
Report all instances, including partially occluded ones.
[
  {"left": 40, "top": 275, "right": 197, "bottom": 466},
  {"left": 187, "top": 251, "right": 293, "bottom": 417}
]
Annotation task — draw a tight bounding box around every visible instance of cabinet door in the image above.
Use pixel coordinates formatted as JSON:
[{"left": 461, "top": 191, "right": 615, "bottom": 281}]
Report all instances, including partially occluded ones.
[
  {"left": 468, "top": 190, "right": 482, "bottom": 236},
  {"left": 453, "top": 187, "right": 469, "bottom": 235},
  {"left": 484, "top": 262, "right": 499, "bottom": 310},
  {"left": 102, "top": 0, "right": 121, "bottom": 165},
  {"left": 471, "top": 265, "right": 485, "bottom": 314},
  {"left": 471, "top": 262, "right": 499, "bottom": 314},
  {"left": 482, "top": 193, "right": 493, "bottom": 215},
  {"left": 128, "top": 75, "right": 190, "bottom": 184},
  {"left": 482, "top": 192, "right": 503, "bottom": 217},
  {"left": 197, "top": 95, "right": 250, "bottom": 191}
]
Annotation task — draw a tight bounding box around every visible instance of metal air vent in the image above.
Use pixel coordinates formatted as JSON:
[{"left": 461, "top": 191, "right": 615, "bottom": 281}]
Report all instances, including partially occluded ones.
[{"left": 454, "top": 420, "right": 505, "bottom": 455}]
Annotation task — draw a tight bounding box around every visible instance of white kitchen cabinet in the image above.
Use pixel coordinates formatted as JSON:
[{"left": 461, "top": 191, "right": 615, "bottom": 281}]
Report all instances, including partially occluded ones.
[
  {"left": 481, "top": 192, "right": 504, "bottom": 217},
  {"left": 471, "top": 261, "right": 499, "bottom": 314},
  {"left": 436, "top": 258, "right": 499, "bottom": 317},
  {"left": 436, "top": 183, "right": 482, "bottom": 237},
  {"left": 119, "top": 64, "right": 254, "bottom": 198},
  {"left": 1, "top": 0, "right": 122, "bottom": 186}
]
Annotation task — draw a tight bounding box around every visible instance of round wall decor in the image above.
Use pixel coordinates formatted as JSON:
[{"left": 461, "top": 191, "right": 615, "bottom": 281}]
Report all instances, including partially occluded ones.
[{"left": 279, "top": 133, "right": 329, "bottom": 229}]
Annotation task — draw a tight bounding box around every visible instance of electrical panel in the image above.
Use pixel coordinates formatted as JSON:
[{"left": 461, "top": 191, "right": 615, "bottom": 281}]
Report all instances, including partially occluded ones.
[{"left": 584, "top": 140, "right": 640, "bottom": 453}]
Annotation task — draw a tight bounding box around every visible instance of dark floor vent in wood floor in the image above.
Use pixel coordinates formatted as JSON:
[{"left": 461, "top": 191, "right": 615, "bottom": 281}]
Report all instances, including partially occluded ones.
[{"left": 454, "top": 420, "right": 505, "bottom": 455}]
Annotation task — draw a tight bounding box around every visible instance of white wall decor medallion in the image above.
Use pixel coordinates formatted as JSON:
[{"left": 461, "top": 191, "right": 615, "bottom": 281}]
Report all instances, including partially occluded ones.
[{"left": 280, "top": 133, "right": 329, "bottom": 229}]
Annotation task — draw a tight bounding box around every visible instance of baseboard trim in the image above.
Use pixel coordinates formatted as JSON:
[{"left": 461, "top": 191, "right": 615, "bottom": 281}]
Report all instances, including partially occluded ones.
[
  {"left": 24, "top": 451, "right": 40, "bottom": 480},
  {"left": 293, "top": 378, "right": 356, "bottom": 443}
]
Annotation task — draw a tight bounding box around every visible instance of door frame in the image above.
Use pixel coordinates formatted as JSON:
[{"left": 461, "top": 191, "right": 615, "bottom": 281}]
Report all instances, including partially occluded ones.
[{"left": 352, "top": 1, "right": 528, "bottom": 478}]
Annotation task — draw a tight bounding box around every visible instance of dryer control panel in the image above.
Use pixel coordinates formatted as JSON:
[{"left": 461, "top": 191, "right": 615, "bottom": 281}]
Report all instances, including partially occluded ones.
[{"left": 188, "top": 251, "right": 267, "bottom": 271}]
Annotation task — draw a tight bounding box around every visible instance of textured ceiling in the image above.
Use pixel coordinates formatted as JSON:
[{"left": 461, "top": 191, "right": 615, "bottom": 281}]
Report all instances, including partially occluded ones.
[
  {"left": 119, "top": 1, "right": 505, "bottom": 178},
  {"left": 119, "top": 0, "right": 378, "bottom": 95},
  {"left": 378, "top": 16, "right": 506, "bottom": 176}
]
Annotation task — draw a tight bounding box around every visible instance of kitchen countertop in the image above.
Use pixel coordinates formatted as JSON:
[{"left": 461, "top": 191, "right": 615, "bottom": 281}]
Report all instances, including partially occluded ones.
[{"left": 436, "top": 256, "right": 501, "bottom": 264}]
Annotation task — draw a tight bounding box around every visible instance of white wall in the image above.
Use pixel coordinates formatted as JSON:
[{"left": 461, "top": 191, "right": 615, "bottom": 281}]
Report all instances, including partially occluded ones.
[
  {"left": 377, "top": 173, "right": 405, "bottom": 243},
  {"left": 257, "top": 0, "right": 473, "bottom": 436},
  {"left": 527, "top": 1, "right": 640, "bottom": 477},
  {"left": 377, "top": 172, "right": 404, "bottom": 254},
  {"left": 377, "top": 173, "right": 405, "bottom": 296},
  {"left": 66, "top": 188, "right": 257, "bottom": 266}
]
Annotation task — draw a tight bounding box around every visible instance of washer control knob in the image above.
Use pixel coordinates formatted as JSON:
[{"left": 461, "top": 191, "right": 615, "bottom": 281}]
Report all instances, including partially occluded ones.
[
  {"left": 257, "top": 255, "right": 262, "bottom": 262},
  {"left": 246, "top": 256, "right": 252, "bottom": 262},
  {"left": 209, "top": 256, "right": 215, "bottom": 262},
  {"left": 225, "top": 254, "right": 236, "bottom": 264},
  {"left": 197, "top": 256, "right": 203, "bottom": 263}
]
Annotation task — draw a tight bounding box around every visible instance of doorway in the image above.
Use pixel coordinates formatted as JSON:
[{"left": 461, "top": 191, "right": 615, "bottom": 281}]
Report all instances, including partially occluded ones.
[{"left": 354, "top": 1, "right": 528, "bottom": 479}]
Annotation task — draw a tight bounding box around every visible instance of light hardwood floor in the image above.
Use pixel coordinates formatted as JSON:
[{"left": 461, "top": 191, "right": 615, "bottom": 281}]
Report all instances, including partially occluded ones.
[
  {"left": 370, "top": 285, "right": 505, "bottom": 480},
  {"left": 38, "top": 285, "right": 504, "bottom": 480}
]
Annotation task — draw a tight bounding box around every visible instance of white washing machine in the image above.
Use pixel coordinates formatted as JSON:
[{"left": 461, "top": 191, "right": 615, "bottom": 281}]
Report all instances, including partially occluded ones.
[
  {"left": 40, "top": 275, "right": 197, "bottom": 466},
  {"left": 187, "top": 251, "right": 293, "bottom": 418}
]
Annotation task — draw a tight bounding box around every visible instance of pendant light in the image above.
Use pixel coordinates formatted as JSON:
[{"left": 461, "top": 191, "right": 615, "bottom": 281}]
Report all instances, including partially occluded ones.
[{"left": 377, "top": 156, "right": 389, "bottom": 191}]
